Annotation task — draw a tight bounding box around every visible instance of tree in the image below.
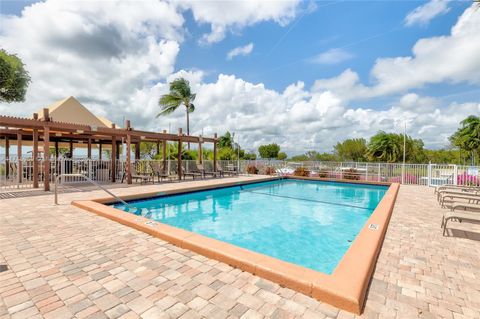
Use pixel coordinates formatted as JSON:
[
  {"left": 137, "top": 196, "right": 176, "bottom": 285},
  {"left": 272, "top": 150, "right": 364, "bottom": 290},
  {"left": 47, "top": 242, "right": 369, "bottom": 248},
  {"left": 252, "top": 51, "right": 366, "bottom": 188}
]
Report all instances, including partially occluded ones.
[
  {"left": 367, "top": 131, "right": 426, "bottom": 163},
  {"left": 218, "top": 131, "right": 234, "bottom": 149},
  {"left": 334, "top": 138, "right": 367, "bottom": 161},
  {"left": 366, "top": 131, "right": 403, "bottom": 163},
  {"left": 243, "top": 153, "right": 257, "bottom": 160},
  {"left": 218, "top": 147, "right": 235, "bottom": 160},
  {"left": 277, "top": 152, "right": 287, "bottom": 160},
  {"left": 0, "top": 50, "right": 31, "bottom": 103},
  {"left": 258, "top": 143, "right": 280, "bottom": 159},
  {"left": 450, "top": 115, "right": 480, "bottom": 164},
  {"left": 424, "top": 149, "right": 463, "bottom": 165},
  {"left": 157, "top": 78, "right": 196, "bottom": 149}
]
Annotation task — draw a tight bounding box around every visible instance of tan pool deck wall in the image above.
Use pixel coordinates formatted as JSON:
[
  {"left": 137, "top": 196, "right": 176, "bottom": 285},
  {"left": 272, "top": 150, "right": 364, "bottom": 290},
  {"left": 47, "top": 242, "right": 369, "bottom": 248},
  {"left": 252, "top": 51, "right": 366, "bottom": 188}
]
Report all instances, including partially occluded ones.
[{"left": 72, "top": 177, "right": 400, "bottom": 314}]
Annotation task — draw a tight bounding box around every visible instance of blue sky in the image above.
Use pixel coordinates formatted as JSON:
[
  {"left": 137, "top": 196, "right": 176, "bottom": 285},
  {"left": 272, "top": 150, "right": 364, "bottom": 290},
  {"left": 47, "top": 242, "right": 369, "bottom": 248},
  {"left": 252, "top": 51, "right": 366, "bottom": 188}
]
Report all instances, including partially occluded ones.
[{"left": 1, "top": 0, "right": 479, "bottom": 154}]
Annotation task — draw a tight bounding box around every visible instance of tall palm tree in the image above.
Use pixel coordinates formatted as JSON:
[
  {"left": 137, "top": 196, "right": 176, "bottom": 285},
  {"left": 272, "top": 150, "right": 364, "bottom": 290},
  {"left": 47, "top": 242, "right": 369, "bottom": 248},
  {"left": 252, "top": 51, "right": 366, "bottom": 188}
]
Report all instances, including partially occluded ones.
[
  {"left": 218, "top": 131, "right": 234, "bottom": 149},
  {"left": 157, "top": 78, "right": 196, "bottom": 150},
  {"left": 450, "top": 115, "right": 480, "bottom": 164}
]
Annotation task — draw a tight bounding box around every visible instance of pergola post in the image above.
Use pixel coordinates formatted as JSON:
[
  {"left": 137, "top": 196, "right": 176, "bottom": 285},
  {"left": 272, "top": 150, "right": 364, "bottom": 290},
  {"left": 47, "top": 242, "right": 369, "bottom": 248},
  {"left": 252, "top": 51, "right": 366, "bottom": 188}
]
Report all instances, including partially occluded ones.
[
  {"left": 178, "top": 128, "right": 182, "bottom": 181},
  {"left": 87, "top": 138, "right": 92, "bottom": 159},
  {"left": 156, "top": 141, "right": 160, "bottom": 157},
  {"left": 17, "top": 133, "right": 22, "bottom": 184},
  {"left": 69, "top": 140, "right": 73, "bottom": 156},
  {"left": 111, "top": 124, "right": 116, "bottom": 183},
  {"left": 33, "top": 113, "right": 39, "bottom": 188},
  {"left": 33, "top": 130, "right": 39, "bottom": 188},
  {"left": 213, "top": 133, "right": 217, "bottom": 172},
  {"left": 43, "top": 108, "right": 50, "bottom": 191},
  {"left": 198, "top": 135, "right": 203, "bottom": 164},
  {"left": 5, "top": 136, "right": 9, "bottom": 179},
  {"left": 162, "top": 130, "right": 167, "bottom": 174},
  {"left": 125, "top": 120, "right": 132, "bottom": 184},
  {"left": 99, "top": 143, "right": 102, "bottom": 160},
  {"left": 55, "top": 141, "right": 59, "bottom": 158},
  {"left": 135, "top": 142, "right": 140, "bottom": 160}
]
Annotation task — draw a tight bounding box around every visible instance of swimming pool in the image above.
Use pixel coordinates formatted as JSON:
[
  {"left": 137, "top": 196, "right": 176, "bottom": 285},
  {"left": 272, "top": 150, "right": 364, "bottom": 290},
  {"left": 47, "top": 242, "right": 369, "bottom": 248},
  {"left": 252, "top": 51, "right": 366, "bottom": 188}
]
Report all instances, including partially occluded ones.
[{"left": 112, "top": 179, "right": 387, "bottom": 274}]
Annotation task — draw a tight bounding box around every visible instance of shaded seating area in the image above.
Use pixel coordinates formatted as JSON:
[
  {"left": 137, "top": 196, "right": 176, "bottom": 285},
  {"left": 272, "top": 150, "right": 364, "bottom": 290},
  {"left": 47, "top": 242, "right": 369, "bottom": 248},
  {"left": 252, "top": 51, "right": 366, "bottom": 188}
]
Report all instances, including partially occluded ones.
[{"left": 0, "top": 96, "right": 221, "bottom": 191}]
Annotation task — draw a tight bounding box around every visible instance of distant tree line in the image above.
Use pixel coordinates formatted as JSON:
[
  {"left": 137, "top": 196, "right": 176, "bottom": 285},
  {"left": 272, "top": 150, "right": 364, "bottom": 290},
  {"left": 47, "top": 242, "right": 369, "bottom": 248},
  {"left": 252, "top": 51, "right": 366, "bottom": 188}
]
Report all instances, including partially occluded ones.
[{"left": 287, "top": 115, "right": 480, "bottom": 165}]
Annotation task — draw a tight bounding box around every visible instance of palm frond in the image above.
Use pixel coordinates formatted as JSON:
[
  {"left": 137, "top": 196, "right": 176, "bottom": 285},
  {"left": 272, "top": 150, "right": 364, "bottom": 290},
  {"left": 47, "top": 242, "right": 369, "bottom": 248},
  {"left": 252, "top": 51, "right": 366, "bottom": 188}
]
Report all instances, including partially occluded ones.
[{"left": 187, "top": 103, "right": 195, "bottom": 113}]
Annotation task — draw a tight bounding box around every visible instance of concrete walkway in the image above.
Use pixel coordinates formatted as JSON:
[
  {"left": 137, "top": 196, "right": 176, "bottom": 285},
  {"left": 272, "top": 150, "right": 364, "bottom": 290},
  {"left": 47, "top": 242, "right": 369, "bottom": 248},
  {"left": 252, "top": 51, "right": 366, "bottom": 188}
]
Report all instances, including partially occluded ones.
[{"left": 0, "top": 179, "right": 479, "bottom": 319}]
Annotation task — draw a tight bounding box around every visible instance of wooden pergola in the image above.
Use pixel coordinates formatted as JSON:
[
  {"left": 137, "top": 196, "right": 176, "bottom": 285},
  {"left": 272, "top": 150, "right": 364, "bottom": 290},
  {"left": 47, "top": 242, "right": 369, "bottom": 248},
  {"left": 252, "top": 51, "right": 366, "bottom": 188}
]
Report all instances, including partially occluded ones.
[{"left": 0, "top": 108, "right": 218, "bottom": 191}]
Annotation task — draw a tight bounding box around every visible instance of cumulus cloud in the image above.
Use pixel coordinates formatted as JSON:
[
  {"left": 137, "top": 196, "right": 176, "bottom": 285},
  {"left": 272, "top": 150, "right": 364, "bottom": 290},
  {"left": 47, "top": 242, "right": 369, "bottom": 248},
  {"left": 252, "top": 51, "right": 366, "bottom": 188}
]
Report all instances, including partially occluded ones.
[
  {"left": 405, "top": 0, "right": 450, "bottom": 27},
  {"left": 133, "top": 72, "right": 479, "bottom": 153},
  {"left": 313, "top": 4, "right": 480, "bottom": 100},
  {"left": 0, "top": 0, "right": 479, "bottom": 155},
  {"left": 179, "top": 0, "right": 300, "bottom": 44},
  {"left": 310, "top": 48, "right": 353, "bottom": 65},
  {"left": 227, "top": 43, "right": 254, "bottom": 60},
  {"left": 0, "top": 0, "right": 183, "bottom": 122}
]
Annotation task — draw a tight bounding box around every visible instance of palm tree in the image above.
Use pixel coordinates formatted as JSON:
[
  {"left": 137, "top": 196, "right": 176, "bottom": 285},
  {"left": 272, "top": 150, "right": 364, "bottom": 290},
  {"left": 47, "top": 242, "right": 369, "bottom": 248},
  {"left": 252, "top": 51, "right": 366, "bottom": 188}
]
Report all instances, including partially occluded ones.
[
  {"left": 366, "top": 131, "right": 403, "bottom": 163},
  {"left": 450, "top": 115, "right": 480, "bottom": 164},
  {"left": 157, "top": 78, "right": 196, "bottom": 150},
  {"left": 218, "top": 131, "right": 234, "bottom": 149}
]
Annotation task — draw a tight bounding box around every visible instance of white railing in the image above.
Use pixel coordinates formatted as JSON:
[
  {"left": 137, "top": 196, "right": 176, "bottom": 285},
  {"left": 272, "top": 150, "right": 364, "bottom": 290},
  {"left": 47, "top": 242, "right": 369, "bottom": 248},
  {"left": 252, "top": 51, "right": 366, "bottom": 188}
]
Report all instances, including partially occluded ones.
[{"left": 1, "top": 158, "right": 479, "bottom": 191}]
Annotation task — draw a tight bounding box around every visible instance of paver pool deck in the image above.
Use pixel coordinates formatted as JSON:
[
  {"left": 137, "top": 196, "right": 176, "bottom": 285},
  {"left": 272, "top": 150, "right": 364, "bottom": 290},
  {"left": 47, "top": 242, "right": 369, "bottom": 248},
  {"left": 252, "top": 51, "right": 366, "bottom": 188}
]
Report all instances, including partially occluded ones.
[{"left": 0, "top": 176, "right": 479, "bottom": 319}]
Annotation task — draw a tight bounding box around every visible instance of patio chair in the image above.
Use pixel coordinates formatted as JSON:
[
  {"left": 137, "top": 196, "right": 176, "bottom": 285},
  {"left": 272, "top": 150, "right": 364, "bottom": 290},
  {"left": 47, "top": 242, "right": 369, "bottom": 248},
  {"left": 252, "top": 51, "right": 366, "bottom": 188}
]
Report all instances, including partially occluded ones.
[
  {"left": 439, "top": 192, "right": 480, "bottom": 208},
  {"left": 196, "top": 163, "right": 221, "bottom": 178},
  {"left": 435, "top": 184, "right": 479, "bottom": 195},
  {"left": 150, "top": 162, "right": 176, "bottom": 182},
  {"left": 215, "top": 162, "right": 236, "bottom": 177},
  {"left": 121, "top": 163, "right": 153, "bottom": 184},
  {"left": 436, "top": 188, "right": 480, "bottom": 202},
  {"left": 183, "top": 163, "right": 203, "bottom": 180},
  {"left": 225, "top": 164, "right": 238, "bottom": 176},
  {"left": 441, "top": 203, "right": 480, "bottom": 236}
]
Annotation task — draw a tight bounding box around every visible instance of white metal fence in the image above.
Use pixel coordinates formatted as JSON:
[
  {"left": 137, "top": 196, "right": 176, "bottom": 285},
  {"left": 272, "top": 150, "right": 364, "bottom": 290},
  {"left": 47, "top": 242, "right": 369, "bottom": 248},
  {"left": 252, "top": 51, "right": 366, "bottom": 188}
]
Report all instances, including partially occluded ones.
[{"left": 1, "top": 157, "right": 479, "bottom": 191}]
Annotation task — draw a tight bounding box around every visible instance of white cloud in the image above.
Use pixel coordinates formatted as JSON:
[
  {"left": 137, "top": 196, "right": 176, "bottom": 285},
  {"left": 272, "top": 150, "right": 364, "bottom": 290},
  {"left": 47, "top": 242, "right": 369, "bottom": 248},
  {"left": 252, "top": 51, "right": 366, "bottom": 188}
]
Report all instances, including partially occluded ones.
[
  {"left": 0, "top": 0, "right": 183, "bottom": 123},
  {"left": 405, "top": 0, "right": 450, "bottom": 27},
  {"left": 227, "top": 43, "right": 254, "bottom": 60},
  {"left": 313, "top": 4, "right": 480, "bottom": 100},
  {"left": 179, "top": 0, "right": 300, "bottom": 44},
  {"left": 0, "top": 1, "right": 479, "bottom": 155},
  {"left": 310, "top": 48, "right": 353, "bottom": 65}
]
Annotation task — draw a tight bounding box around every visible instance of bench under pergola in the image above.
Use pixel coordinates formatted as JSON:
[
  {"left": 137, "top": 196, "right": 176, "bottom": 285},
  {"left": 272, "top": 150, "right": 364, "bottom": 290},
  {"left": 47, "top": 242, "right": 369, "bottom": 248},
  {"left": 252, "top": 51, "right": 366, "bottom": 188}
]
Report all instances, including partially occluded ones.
[{"left": 0, "top": 108, "right": 218, "bottom": 191}]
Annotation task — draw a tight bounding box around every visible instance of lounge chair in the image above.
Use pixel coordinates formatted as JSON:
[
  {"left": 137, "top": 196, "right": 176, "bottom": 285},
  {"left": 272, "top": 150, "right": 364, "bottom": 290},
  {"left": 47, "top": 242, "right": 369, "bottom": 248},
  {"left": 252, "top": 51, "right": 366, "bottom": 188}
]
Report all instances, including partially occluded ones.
[
  {"left": 196, "top": 163, "right": 221, "bottom": 178},
  {"left": 439, "top": 192, "right": 480, "bottom": 208},
  {"left": 436, "top": 188, "right": 480, "bottom": 202},
  {"left": 215, "top": 163, "right": 236, "bottom": 177},
  {"left": 441, "top": 203, "right": 480, "bottom": 236},
  {"left": 226, "top": 164, "right": 238, "bottom": 176},
  {"left": 150, "top": 162, "right": 176, "bottom": 182},
  {"left": 435, "top": 184, "right": 479, "bottom": 195},
  {"left": 183, "top": 163, "right": 203, "bottom": 180},
  {"left": 121, "top": 163, "right": 153, "bottom": 184}
]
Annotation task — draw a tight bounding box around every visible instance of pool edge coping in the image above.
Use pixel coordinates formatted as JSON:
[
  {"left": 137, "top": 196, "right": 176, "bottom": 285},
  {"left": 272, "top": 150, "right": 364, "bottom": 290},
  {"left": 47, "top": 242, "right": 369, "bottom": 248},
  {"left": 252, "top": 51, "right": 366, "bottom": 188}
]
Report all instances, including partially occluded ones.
[{"left": 72, "top": 178, "right": 400, "bottom": 314}]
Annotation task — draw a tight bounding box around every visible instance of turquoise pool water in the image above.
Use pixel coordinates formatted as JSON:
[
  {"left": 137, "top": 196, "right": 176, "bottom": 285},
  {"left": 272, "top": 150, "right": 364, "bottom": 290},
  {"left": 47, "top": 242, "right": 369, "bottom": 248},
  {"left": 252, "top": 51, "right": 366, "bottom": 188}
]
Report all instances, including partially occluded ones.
[{"left": 113, "top": 179, "right": 387, "bottom": 274}]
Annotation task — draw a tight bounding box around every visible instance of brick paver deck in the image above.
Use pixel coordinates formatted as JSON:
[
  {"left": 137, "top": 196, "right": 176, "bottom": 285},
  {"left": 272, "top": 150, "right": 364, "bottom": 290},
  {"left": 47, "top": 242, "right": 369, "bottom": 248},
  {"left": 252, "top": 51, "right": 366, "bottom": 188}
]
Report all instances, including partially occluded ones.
[{"left": 0, "top": 179, "right": 479, "bottom": 319}]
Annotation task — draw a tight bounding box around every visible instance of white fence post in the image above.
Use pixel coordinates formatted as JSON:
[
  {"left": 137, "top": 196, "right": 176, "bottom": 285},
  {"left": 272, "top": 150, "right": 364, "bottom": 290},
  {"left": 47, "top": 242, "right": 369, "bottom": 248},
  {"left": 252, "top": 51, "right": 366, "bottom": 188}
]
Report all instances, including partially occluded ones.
[
  {"left": 427, "top": 163, "right": 432, "bottom": 186},
  {"left": 453, "top": 165, "right": 458, "bottom": 185},
  {"left": 365, "top": 163, "right": 369, "bottom": 181}
]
